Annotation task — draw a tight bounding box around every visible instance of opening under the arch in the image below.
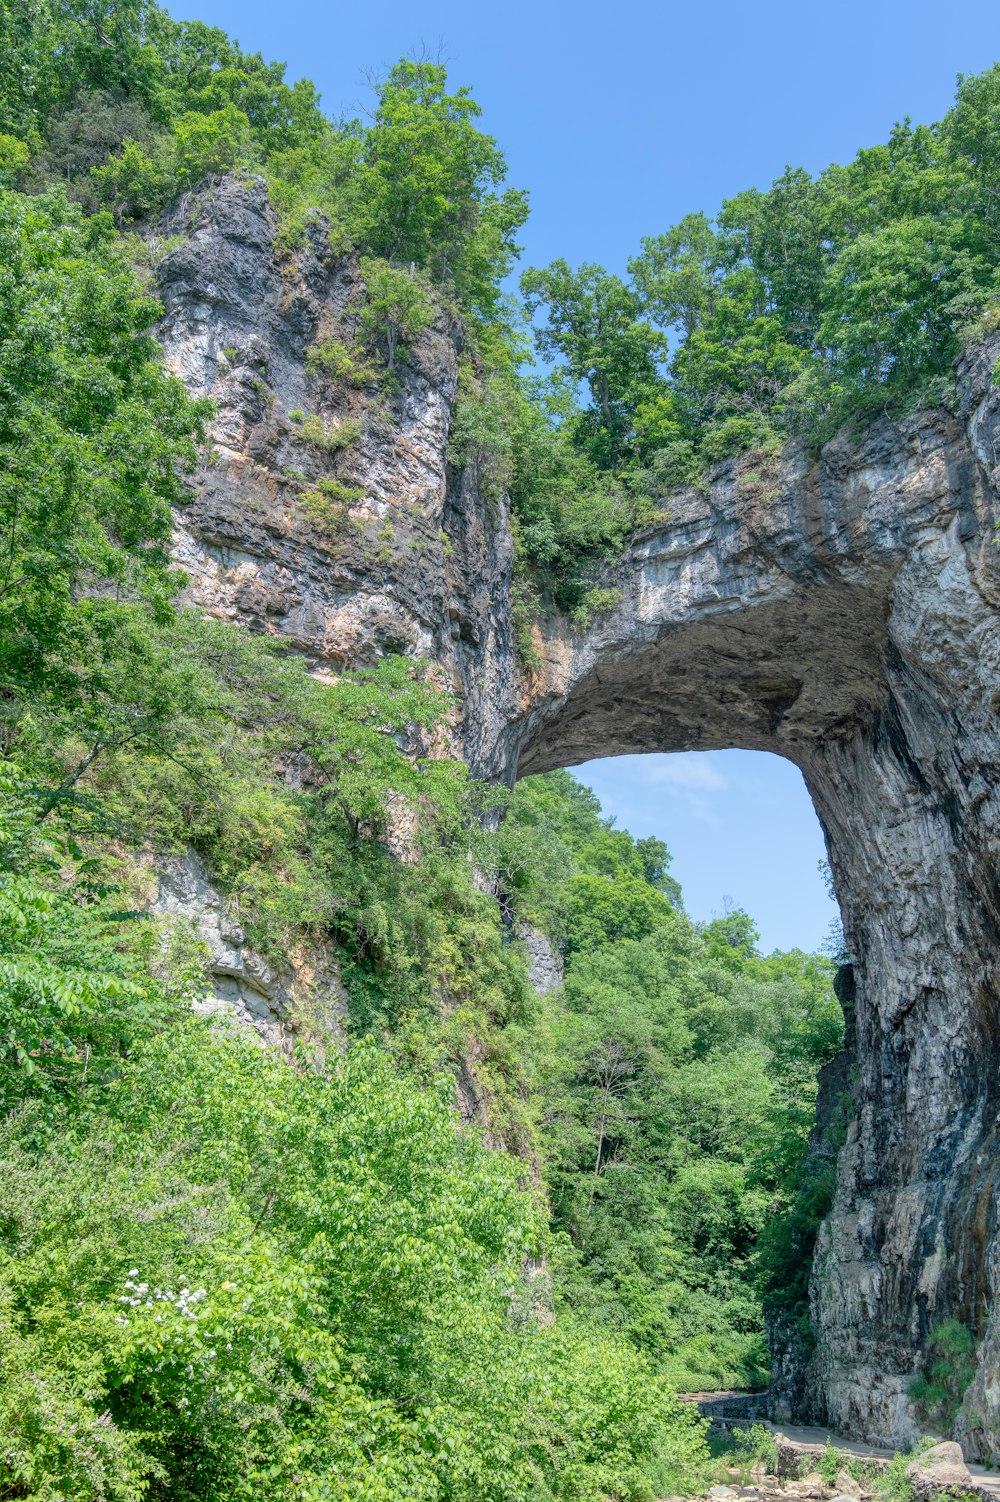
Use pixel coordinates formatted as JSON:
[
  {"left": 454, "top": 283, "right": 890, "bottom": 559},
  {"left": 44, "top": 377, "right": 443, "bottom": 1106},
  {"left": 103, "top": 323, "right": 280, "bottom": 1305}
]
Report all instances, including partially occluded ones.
[{"left": 574, "top": 750, "right": 838, "bottom": 954}]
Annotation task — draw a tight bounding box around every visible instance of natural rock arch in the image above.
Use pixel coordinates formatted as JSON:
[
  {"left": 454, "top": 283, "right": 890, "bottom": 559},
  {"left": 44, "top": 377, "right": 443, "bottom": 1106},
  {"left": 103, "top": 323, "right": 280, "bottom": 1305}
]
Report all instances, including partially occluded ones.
[
  {"left": 156, "top": 182, "right": 1000, "bottom": 1455},
  {"left": 497, "top": 346, "right": 1000, "bottom": 1454}
]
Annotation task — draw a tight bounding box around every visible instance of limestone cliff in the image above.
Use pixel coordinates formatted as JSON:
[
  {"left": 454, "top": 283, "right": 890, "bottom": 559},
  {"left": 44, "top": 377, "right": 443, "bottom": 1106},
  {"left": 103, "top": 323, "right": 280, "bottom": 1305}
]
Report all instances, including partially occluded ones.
[
  {"left": 155, "top": 178, "right": 1000, "bottom": 1456},
  {"left": 155, "top": 177, "right": 517, "bottom": 776}
]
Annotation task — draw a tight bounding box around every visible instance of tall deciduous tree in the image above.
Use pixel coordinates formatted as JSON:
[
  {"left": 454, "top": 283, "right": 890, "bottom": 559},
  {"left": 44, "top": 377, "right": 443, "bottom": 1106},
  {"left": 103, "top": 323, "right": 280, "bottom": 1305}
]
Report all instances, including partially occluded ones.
[{"left": 355, "top": 59, "right": 527, "bottom": 312}]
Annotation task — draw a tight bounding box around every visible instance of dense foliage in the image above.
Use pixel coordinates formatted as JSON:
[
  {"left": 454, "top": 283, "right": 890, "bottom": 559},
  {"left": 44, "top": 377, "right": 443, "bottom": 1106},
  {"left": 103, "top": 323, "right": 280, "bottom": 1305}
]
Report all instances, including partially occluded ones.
[{"left": 500, "top": 774, "right": 842, "bottom": 1390}]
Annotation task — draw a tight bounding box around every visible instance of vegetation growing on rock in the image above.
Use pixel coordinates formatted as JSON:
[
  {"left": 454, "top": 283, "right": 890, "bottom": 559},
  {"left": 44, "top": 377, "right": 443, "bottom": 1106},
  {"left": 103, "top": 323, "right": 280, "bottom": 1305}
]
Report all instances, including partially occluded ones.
[{"left": 5, "top": 0, "right": 1000, "bottom": 621}]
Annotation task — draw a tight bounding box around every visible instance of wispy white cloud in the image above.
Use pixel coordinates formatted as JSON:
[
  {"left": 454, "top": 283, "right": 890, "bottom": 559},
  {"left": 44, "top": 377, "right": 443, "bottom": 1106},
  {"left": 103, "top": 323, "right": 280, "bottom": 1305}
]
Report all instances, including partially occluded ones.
[
  {"left": 581, "top": 754, "right": 727, "bottom": 827},
  {"left": 637, "top": 755, "right": 727, "bottom": 793}
]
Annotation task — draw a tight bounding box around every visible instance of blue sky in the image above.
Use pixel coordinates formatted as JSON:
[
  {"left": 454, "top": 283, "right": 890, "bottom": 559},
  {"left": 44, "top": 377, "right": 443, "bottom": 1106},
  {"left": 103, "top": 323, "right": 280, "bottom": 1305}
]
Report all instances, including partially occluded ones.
[{"left": 164, "top": 0, "right": 1000, "bottom": 952}]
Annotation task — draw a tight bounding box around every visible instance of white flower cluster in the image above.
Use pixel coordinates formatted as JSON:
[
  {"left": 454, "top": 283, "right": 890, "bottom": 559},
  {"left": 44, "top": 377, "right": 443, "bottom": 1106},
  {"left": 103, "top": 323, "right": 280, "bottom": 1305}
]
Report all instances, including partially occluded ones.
[
  {"left": 116, "top": 1272, "right": 238, "bottom": 1373},
  {"left": 119, "top": 1272, "right": 208, "bottom": 1317}
]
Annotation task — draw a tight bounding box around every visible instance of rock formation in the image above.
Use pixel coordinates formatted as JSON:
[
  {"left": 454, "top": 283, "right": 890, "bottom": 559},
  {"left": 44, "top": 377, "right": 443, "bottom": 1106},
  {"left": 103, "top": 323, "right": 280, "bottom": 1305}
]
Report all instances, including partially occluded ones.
[
  {"left": 151, "top": 848, "right": 347, "bottom": 1050},
  {"left": 155, "top": 178, "right": 1000, "bottom": 1456}
]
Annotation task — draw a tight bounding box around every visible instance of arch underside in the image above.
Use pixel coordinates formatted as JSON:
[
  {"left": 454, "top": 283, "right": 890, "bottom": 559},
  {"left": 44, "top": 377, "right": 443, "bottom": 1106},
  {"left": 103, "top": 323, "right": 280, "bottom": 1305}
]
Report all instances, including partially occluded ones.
[{"left": 515, "top": 581, "right": 890, "bottom": 776}]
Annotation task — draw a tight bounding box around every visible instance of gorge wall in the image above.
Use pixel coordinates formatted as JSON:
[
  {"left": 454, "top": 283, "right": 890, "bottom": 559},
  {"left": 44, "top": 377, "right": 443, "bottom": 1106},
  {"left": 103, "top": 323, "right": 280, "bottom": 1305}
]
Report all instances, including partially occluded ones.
[{"left": 156, "top": 179, "right": 1000, "bottom": 1457}]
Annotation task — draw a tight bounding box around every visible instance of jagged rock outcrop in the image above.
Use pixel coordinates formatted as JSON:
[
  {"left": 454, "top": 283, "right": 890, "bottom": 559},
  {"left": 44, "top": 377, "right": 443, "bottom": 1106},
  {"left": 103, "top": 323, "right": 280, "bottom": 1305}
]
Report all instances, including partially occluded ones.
[
  {"left": 156, "top": 179, "right": 1000, "bottom": 1456},
  {"left": 155, "top": 177, "right": 516, "bottom": 775},
  {"left": 517, "top": 924, "right": 563, "bottom": 994}
]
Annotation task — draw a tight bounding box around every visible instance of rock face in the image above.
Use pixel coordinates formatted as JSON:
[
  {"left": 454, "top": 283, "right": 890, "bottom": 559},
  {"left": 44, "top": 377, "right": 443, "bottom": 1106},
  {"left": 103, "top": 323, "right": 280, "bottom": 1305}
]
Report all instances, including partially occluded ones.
[
  {"left": 156, "top": 180, "right": 1000, "bottom": 1455},
  {"left": 152, "top": 849, "right": 347, "bottom": 1050},
  {"left": 517, "top": 924, "right": 563, "bottom": 994},
  {"left": 155, "top": 178, "right": 516, "bottom": 775}
]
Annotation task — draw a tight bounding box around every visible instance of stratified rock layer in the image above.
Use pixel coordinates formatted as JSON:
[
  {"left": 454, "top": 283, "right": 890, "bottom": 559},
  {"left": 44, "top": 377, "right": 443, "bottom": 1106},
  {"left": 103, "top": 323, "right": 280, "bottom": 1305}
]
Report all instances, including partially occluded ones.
[{"left": 157, "top": 180, "right": 1000, "bottom": 1455}]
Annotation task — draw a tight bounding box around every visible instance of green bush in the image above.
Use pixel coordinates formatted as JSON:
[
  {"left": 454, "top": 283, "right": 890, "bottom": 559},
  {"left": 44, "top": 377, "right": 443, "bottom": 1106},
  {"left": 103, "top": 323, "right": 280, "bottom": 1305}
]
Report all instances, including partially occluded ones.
[
  {"left": 569, "top": 585, "right": 623, "bottom": 632},
  {"left": 305, "top": 337, "right": 375, "bottom": 386},
  {"left": 291, "top": 412, "right": 363, "bottom": 450},
  {"left": 358, "top": 256, "right": 434, "bottom": 371},
  {"left": 909, "top": 1317, "right": 977, "bottom": 1427},
  {"left": 297, "top": 477, "right": 366, "bottom": 532},
  {"left": 731, "top": 1424, "right": 779, "bottom": 1473}
]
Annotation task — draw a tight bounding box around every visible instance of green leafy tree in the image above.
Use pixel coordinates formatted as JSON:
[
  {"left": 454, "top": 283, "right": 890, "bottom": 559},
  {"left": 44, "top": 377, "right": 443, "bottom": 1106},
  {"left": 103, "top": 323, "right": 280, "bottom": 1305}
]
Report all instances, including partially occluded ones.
[
  {"left": 354, "top": 59, "right": 527, "bottom": 309},
  {"left": 0, "top": 1016, "right": 708, "bottom": 1499},
  {"left": 0, "top": 185, "right": 208, "bottom": 710},
  {"left": 42, "top": 88, "right": 158, "bottom": 190},
  {"left": 170, "top": 101, "right": 252, "bottom": 187},
  {"left": 629, "top": 211, "right": 730, "bottom": 338},
  {"left": 521, "top": 259, "right": 666, "bottom": 465},
  {"left": 948, "top": 63, "right": 1000, "bottom": 242},
  {"left": 503, "top": 770, "right": 843, "bottom": 1390},
  {"left": 91, "top": 132, "right": 170, "bottom": 220},
  {"left": 817, "top": 212, "right": 994, "bottom": 411}
]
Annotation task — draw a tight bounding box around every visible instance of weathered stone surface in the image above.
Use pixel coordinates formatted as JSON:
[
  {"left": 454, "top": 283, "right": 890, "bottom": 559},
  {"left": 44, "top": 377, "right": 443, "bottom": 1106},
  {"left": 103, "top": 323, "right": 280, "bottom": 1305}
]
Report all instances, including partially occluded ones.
[
  {"left": 517, "top": 923, "right": 563, "bottom": 994},
  {"left": 905, "top": 1440, "right": 972, "bottom": 1494},
  {"left": 155, "top": 178, "right": 1000, "bottom": 1455},
  {"left": 152, "top": 848, "right": 346, "bottom": 1051},
  {"left": 155, "top": 178, "right": 516, "bottom": 774}
]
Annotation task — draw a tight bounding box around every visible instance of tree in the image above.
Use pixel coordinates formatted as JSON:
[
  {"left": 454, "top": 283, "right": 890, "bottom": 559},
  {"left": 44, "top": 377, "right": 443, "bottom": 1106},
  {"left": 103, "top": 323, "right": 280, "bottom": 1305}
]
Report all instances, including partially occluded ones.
[
  {"left": 0, "top": 186, "right": 208, "bottom": 709},
  {"left": 717, "top": 171, "right": 830, "bottom": 348},
  {"left": 521, "top": 260, "right": 666, "bottom": 465},
  {"left": 357, "top": 256, "right": 433, "bottom": 372},
  {"left": 945, "top": 64, "right": 1000, "bottom": 242},
  {"left": 42, "top": 87, "right": 158, "bottom": 189},
  {"left": 670, "top": 266, "right": 810, "bottom": 431},
  {"left": 91, "top": 132, "right": 170, "bottom": 220},
  {"left": 817, "top": 212, "right": 994, "bottom": 405},
  {"left": 354, "top": 59, "right": 527, "bottom": 308},
  {"left": 629, "top": 212, "right": 729, "bottom": 338},
  {"left": 170, "top": 101, "right": 252, "bottom": 187}
]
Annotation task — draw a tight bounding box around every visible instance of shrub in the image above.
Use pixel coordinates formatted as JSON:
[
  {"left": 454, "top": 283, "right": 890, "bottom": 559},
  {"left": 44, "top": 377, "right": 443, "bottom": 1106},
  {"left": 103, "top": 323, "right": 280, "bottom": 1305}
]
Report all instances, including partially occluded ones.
[
  {"left": 874, "top": 1452, "right": 914, "bottom": 1502},
  {"left": 305, "top": 337, "right": 375, "bottom": 386},
  {"left": 909, "top": 1317, "right": 977, "bottom": 1427},
  {"left": 817, "top": 1439, "right": 842, "bottom": 1484},
  {"left": 298, "top": 477, "right": 365, "bottom": 532},
  {"left": 569, "top": 585, "right": 623, "bottom": 632},
  {"left": 731, "top": 1424, "right": 779, "bottom": 1474},
  {"left": 291, "top": 412, "right": 363, "bottom": 450}
]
